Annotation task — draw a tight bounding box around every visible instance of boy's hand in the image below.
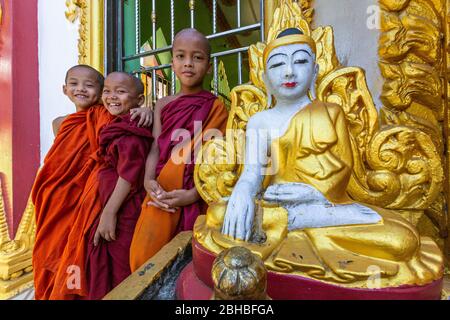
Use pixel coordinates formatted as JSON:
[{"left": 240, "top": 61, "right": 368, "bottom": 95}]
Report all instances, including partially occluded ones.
[
  {"left": 145, "top": 179, "right": 177, "bottom": 213},
  {"left": 93, "top": 209, "right": 118, "bottom": 246},
  {"left": 156, "top": 189, "right": 197, "bottom": 209},
  {"left": 130, "top": 107, "right": 153, "bottom": 127}
]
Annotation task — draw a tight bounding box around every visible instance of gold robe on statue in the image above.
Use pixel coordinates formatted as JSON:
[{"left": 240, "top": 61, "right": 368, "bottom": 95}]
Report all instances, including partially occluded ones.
[{"left": 194, "top": 100, "right": 443, "bottom": 288}]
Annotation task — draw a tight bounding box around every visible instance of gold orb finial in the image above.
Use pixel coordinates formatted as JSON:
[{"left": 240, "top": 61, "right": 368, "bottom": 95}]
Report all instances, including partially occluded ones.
[{"left": 211, "top": 246, "right": 270, "bottom": 300}]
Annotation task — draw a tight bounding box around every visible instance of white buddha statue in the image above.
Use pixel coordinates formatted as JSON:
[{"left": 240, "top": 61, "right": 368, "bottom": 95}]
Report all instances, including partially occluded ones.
[{"left": 194, "top": 28, "right": 443, "bottom": 288}]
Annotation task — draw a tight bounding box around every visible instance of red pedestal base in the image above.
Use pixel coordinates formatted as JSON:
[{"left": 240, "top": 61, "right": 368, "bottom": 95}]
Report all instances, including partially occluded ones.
[{"left": 176, "top": 239, "right": 443, "bottom": 300}]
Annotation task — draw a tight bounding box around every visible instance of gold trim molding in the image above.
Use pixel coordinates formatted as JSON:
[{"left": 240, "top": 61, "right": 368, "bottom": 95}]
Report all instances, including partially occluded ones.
[{"left": 65, "top": 0, "right": 105, "bottom": 73}]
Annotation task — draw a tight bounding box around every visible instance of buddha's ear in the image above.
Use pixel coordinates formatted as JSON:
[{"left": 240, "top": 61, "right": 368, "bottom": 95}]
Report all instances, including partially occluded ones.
[
  {"left": 308, "top": 63, "right": 319, "bottom": 101},
  {"left": 313, "top": 61, "right": 319, "bottom": 81},
  {"left": 262, "top": 72, "right": 273, "bottom": 108},
  {"left": 313, "top": 63, "right": 319, "bottom": 84}
]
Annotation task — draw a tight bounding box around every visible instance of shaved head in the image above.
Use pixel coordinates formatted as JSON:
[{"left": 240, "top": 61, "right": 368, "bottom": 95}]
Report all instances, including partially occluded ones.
[
  {"left": 65, "top": 64, "right": 104, "bottom": 87},
  {"left": 173, "top": 28, "right": 211, "bottom": 59},
  {"left": 106, "top": 72, "right": 145, "bottom": 95}
]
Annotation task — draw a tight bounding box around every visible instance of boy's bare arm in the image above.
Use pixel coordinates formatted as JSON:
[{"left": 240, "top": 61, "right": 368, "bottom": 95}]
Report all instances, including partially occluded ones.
[
  {"left": 143, "top": 101, "right": 162, "bottom": 183},
  {"left": 93, "top": 177, "right": 131, "bottom": 245},
  {"left": 130, "top": 107, "right": 153, "bottom": 127},
  {"left": 52, "top": 116, "right": 68, "bottom": 137}
]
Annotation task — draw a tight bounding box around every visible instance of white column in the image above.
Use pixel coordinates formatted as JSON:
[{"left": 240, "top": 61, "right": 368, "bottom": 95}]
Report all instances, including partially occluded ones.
[{"left": 38, "top": 0, "right": 80, "bottom": 163}]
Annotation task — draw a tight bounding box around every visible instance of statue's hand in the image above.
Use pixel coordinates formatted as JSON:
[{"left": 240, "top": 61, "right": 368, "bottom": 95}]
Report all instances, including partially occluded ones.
[{"left": 222, "top": 183, "right": 255, "bottom": 241}]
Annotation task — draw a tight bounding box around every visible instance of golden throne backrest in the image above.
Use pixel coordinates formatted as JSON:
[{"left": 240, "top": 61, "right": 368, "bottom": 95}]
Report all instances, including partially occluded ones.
[{"left": 194, "top": 0, "right": 443, "bottom": 214}]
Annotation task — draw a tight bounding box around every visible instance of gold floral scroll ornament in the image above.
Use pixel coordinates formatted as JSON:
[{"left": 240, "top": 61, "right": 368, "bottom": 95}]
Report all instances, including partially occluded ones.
[
  {"left": 0, "top": 178, "right": 35, "bottom": 299},
  {"left": 65, "top": 0, "right": 104, "bottom": 73},
  {"left": 378, "top": 0, "right": 448, "bottom": 248},
  {"left": 195, "top": 0, "right": 443, "bottom": 232}
]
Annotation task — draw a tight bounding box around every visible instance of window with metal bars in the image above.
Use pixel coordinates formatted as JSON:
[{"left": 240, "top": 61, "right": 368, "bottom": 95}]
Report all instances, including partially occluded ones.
[{"left": 106, "top": 0, "right": 265, "bottom": 108}]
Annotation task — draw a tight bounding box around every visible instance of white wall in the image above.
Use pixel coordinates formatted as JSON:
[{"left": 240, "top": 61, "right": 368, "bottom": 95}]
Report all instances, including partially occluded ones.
[
  {"left": 38, "top": 0, "right": 80, "bottom": 163},
  {"left": 313, "top": 0, "right": 382, "bottom": 108}
]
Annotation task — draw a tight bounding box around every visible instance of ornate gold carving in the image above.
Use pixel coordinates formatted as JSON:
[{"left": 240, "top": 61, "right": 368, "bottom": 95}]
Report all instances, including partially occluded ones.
[
  {"left": 0, "top": 181, "right": 10, "bottom": 248},
  {"left": 264, "top": 0, "right": 314, "bottom": 37},
  {"left": 212, "top": 247, "right": 269, "bottom": 300},
  {"left": 65, "top": 0, "right": 82, "bottom": 23},
  {"left": 195, "top": 0, "right": 444, "bottom": 241},
  {"left": 65, "top": 0, "right": 104, "bottom": 73},
  {"left": 379, "top": 0, "right": 448, "bottom": 245},
  {"left": 211, "top": 60, "right": 232, "bottom": 109},
  {"left": 0, "top": 175, "right": 35, "bottom": 299}
]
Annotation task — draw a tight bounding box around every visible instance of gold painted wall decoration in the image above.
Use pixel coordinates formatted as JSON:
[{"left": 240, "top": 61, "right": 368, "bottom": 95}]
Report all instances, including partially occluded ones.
[
  {"left": 65, "top": 0, "right": 82, "bottom": 22},
  {"left": 65, "top": 0, "right": 104, "bottom": 73},
  {"left": 0, "top": 176, "right": 35, "bottom": 299},
  {"left": 379, "top": 0, "right": 449, "bottom": 254},
  {"left": 265, "top": 0, "right": 314, "bottom": 36}
]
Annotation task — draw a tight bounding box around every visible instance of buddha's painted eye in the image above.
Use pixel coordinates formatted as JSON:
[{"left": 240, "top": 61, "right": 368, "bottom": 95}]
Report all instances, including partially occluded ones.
[
  {"left": 294, "top": 59, "right": 308, "bottom": 64},
  {"left": 269, "top": 62, "right": 285, "bottom": 69}
]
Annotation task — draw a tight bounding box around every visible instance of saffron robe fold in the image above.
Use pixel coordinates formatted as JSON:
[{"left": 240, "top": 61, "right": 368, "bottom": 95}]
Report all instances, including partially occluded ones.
[
  {"left": 50, "top": 115, "right": 152, "bottom": 300},
  {"left": 31, "top": 105, "right": 112, "bottom": 300},
  {"left": 129, "top": 91, "right": 228, "bottom": 272}
]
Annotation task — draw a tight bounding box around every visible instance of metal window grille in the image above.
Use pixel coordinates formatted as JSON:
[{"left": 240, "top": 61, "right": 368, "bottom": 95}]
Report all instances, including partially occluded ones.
[{"left": 111, "top": 0, "right": 265, "bottom": 108}]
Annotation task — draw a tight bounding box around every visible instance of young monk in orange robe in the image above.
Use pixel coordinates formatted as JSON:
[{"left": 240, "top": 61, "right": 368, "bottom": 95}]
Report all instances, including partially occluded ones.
[
  {"left": 129, "top": 29, "right": 229, "bottom": 272},
  {"left": 31, "top": 65, "right": 151, "bottom": 300}
]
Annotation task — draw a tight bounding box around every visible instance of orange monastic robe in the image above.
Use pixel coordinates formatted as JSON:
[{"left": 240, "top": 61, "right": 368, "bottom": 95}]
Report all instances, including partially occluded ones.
[
  {"left": 129, "top": 94, "right": 228, "bottom": 272},
  {"left": 32, "top": 106, "right": 112, "bottom": 300}
]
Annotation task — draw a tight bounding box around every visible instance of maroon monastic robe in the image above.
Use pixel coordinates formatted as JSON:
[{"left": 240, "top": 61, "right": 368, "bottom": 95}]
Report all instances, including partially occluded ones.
[
  {"left": 85, "top": 114, "right": 152, "bottom": 299},
  {"left": 51, "top": 114, "right": 151, "bottom": 300},
  {"left": 156, "top": 90, "right": 218, "bottom": 231},
  {"left": 129, "top": 91, "right": 229, "bottom": 271}
]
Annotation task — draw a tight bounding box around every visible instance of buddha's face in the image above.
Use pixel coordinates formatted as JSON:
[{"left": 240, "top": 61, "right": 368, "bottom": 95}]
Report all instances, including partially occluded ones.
[{"left": 264, "top": 43, "right": 316, "bottom": 102}]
